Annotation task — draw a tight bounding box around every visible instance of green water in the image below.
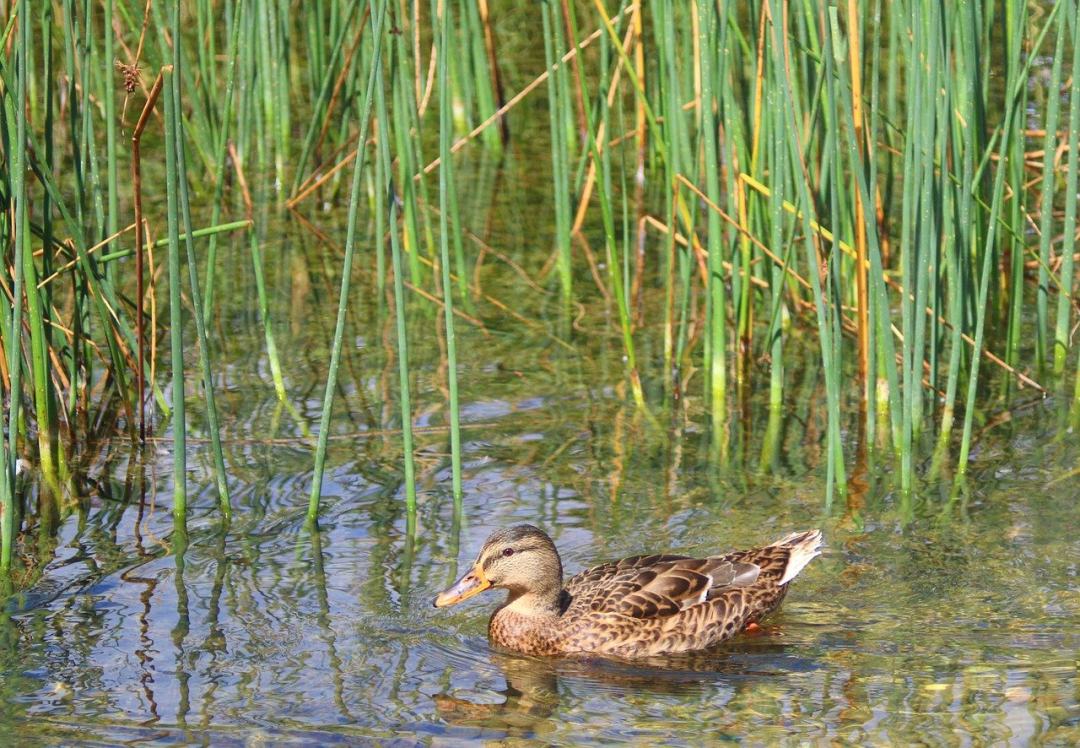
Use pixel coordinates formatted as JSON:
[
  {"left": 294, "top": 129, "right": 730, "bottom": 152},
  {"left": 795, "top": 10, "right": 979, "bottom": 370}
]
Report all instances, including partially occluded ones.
[{"left": 2, "top": 174, "right": 1077, "bottom": 745}]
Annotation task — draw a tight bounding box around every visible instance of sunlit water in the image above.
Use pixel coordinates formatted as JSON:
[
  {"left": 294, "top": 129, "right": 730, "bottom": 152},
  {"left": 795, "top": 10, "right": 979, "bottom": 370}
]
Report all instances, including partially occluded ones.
[{"left": 4, "top": 147, "right": 1079, "bottom": 744}]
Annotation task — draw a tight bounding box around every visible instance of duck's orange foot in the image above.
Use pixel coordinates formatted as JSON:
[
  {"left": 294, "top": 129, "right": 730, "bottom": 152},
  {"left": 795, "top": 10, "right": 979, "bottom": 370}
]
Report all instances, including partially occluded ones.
[
  {"left": 742, "top": 622, "right": 764, "bottom": 636},
  {"left": 741, "top": 621, "right": 783, "bottom": 638}
]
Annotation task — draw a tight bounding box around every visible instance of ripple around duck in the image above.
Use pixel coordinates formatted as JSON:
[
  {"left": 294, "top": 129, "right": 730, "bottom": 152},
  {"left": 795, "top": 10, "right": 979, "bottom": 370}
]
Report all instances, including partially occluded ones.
[{"left": 412, "top": 594, "right": 838, "bottom": 742}]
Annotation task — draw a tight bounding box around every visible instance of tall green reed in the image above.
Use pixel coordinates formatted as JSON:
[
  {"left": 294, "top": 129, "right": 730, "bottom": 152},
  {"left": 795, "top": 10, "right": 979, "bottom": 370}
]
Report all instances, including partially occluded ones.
[
  {"left": 170, "top": 1, "right": 231, "bottom": 520},
  {"left": 1053, "top": 1, "right": 1080, "bottom": 377},
  {"left": 437, "top": 0, "right": 463, "bottom": 505},
  {"left": 958, "top": 3, "right": 1062, "bottom": 471},
  {"left": 2, "top": 0, "right": 31, "bottom": 571},
  {"left": 378, "top": 73, "right": 418, "bottom": 516},
  {"left": 699, "top": 0, "right": 727, "bottom": 436},
  {"left": 541, "top": 0, "right": 573, "bottom": 308},
  {"left": 163, "top": 66, "right": 187, "bottom": 522},
  {"left": 307, "top": 0, "right": 389, "bottom": 526}
]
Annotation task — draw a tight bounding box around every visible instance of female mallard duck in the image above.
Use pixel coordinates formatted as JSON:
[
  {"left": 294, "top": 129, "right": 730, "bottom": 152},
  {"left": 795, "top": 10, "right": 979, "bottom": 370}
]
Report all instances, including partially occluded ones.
[{"left": 434, "top": 524, "right": 822, "bottom": 658}]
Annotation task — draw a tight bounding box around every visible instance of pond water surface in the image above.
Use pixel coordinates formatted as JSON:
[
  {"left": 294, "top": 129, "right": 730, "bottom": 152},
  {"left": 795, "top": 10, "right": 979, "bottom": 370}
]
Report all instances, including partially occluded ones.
[{"left": 3, "top": 144, "right": 1079, "bottom": 745}]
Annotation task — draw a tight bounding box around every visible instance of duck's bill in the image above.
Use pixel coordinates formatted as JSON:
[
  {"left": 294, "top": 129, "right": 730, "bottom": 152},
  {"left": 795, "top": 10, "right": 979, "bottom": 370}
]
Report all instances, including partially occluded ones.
[{"left": 433, "top": 566, "right": 490, "bottom": 607}]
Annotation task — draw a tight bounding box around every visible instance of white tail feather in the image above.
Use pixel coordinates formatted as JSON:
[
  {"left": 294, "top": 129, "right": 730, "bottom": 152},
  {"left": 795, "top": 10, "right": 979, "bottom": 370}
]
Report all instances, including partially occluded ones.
[{"left": 776, "top": 529, "right": 823, "bottom": 585}]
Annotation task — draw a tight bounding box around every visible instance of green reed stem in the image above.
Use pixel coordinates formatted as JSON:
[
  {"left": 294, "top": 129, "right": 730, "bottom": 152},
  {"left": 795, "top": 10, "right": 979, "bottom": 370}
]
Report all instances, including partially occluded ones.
[
  {"left": 438, "top": 0, "right": 463, "bottom": 504},
  {"left": 391, "top": 32, "right": 423, "bottom": 283},
  {"left": 374, "top": 106, "right": 386, "bottom": 299},
  {"left": 1003, "top": 3, "right": 1028, "bottom": 369},
  {"left": 203, "top": 0, "right": 245, "bottom": 322},
  {"left": 700, "top": 0, "right": 727, "bottom": 429},
  {"left": 764, "top": 85, "right": 787, "bottom": 413},
  {"left": 307, "top": 0, "right": 388, "bottom": 526},
  {"left": 1034, "top": 7, "right": 1067, "bottom": 370},
  {"left": 896, "top": 2, "right": 939, "bottom": 490},
  {"left": 27, "top": 4, "right": 58, "bottom": 488},
  {"left": 564, "top": 0, "right": 647, "bottom": 413},
  {"left": 290, "top": 1, "right": 358, "bottom": 195},
  {"left": 1053, "top": 1, "right": 1080, "bottom": 375},
  {"left": 378, "top": 79, "right": 417, "bottom": 516},
  {"left": 248, "top": 212, "right": 305, "bottom": 437},
  {"left": 958, "top": 2, "right": 1057, "bottom": 470},
  {"left": 60, "top": 0, "right": 85, "bottom": 242},
  {"left": 799, "top": 6, "right": 846, "bottom": 500},
  {"left": 171, "top": 2, "right": 231, "bottom": 521},
  {"left": 163, "top": 66, "right": 187, "bottom": 523},
  {"left": 938, "top": 0, "right": 983, "bottom": 449},
  {"left": 388, "top": 196, "right": 417, "bottom": 513},
  {"left": 657, "top": 0, "right": 694, "bottom": 391},
  {"left": 1, "top": 0, "right": 31, "bottom": 570},
  {"left": 23, "top": 196, "right": 55, "bottom": 489},
  {"left": 541, "top": 1, "right": 572, "bottom": 307},
  {"left": 256, "top": 0, "right": 288, "bottom": 183},
  {"left": 464, "top": 0, "right": 501, "bottom": 151}
]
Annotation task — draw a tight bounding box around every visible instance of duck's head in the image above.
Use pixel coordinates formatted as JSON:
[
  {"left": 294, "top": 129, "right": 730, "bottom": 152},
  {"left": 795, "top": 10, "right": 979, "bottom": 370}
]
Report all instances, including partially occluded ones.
[{"left": 433, "top": 524, "right": 563, "bottom": 608}]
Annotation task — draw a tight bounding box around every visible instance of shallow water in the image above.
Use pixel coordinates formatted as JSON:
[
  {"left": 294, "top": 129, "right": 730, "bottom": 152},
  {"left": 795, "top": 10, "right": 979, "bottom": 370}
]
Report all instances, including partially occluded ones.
[
  {"left": 5, "top": 412, "right": 1079, "bottom": 745},
  {"left": 3, "top": 211, "right": 1078, "bottom": 745},
  {"left": 5, "top": 128, "right": 1080, "bottom": 743}
]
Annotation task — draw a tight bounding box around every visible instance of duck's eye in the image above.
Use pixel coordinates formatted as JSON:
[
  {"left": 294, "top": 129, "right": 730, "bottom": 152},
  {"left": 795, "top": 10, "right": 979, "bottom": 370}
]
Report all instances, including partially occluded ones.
[{"left": 502, "top": 547, "right": 515, "bottom": 557}]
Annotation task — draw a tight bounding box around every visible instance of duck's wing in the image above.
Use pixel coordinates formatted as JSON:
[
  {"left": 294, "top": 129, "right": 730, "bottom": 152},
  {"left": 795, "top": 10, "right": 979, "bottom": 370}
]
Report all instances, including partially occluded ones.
[{"left": 565, "top": 555, "right": 761, "bottom": 620}]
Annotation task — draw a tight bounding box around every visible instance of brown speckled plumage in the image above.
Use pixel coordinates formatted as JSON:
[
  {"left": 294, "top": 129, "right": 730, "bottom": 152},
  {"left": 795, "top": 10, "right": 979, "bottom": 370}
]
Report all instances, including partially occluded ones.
[{"left": 434, "top": 525, "right": 823, "bottom": 658}]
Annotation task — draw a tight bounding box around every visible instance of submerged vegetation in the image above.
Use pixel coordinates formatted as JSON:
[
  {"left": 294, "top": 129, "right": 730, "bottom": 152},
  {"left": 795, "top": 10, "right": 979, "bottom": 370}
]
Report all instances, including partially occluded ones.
[{"left": 0, "top": 0, "right": 1078, "bottom": 576}]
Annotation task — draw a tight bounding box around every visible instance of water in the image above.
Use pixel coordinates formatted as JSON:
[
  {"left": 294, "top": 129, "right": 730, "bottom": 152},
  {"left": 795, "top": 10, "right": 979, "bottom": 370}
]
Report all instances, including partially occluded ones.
[
  {"left": 5, "top": 410, "right": 1078, "bottom": 744},
  {"left": 5, "top": 259, "right": 1078, "bottom": 745},
  {"left": 4, "top": 142, "right": 1080, "bottom": 743}
]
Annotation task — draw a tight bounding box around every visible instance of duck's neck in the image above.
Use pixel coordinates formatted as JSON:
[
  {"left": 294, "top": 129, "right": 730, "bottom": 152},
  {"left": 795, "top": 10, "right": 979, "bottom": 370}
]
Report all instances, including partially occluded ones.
[
  {"left": 489, "top": 588, "right": 567, "bottom": 656},
  {"left": 501, "top": 586, "right": 564, "bottom": 617}
]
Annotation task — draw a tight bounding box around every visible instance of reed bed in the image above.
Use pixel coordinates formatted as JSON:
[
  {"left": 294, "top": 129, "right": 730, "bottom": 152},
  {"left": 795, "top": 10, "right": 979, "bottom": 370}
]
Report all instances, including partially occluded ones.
[{"left": 0, "top": 0, "right": 1077, "bottom": 572}]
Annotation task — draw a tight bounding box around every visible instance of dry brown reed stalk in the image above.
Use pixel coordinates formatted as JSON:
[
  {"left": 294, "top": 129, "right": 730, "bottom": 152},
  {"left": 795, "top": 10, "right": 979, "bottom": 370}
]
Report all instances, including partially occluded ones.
[
  {"left": 309, "top": 9, "right": 371, "bottom": 169},
  {"left": 287, "top": 137, "right": 376, "bottom": 208},
  {"left": 719, "top": 175, "right": 1046, "bottom": 393},
  {"left": 403, "top": 280, "right": 489, "bottom": 334},
  {"left": 227, "top": 142, "right": 254, "bottom": 218},
  {"left": 477, "top": 0, "right": 509, "bottom": 143},
  {"left": 846, "top": 0, "right": 872, "bottom": 384},
  {"left": 559, "top": 0, "right": 588, "bottom": 138},
  {"left": 36, "top": 224, "right": 137, "bottom": 287},
  {"left": 417, "top": 4, "right": 637, "bottom": 178},
  {"left": 570, "top": 12, "right": 638, "bottom": 236}
]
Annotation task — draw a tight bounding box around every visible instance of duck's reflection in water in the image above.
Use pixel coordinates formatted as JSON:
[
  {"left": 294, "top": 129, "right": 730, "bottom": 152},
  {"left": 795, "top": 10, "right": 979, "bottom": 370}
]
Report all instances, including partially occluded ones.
[
  {"left": 434, "top": 652, "right": 560, "bottom": 730},
  {"left": 434, "top": 632, "right": 807, "bottom": 733}
]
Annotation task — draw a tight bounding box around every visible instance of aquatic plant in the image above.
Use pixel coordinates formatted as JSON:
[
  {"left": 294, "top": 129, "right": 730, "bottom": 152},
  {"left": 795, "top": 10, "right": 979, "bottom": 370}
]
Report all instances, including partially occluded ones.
[{"left": 0, "top": 0, "right": 1077, "bottom": 573}]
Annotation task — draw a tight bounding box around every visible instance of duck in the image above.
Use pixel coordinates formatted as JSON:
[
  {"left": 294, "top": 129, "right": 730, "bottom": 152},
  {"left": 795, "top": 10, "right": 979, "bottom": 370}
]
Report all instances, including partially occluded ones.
[{"left": 433, "top": 524, "right": 822, "bottom": 658}]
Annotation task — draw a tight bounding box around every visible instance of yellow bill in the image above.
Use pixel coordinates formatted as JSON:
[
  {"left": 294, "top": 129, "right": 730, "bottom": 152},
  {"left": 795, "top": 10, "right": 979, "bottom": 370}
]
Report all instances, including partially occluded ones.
[{"left": 433, "top": 565, "right": 491, "bottom": 607}]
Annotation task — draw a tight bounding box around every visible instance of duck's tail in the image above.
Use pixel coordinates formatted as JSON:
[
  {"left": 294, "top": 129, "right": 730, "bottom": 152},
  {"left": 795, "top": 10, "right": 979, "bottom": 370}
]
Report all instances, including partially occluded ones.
[{"left": 773, "top": 529, "right": 823, "bottom": 585}]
